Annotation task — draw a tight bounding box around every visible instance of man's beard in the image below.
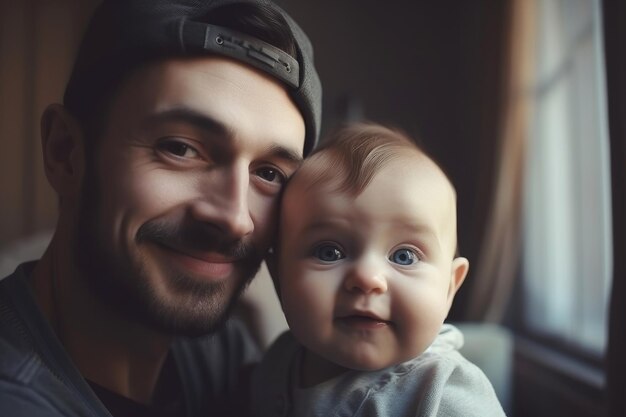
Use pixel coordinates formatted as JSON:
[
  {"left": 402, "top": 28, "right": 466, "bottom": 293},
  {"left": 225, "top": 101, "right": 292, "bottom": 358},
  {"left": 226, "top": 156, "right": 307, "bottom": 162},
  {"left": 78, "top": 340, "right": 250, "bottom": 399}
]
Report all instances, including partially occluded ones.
[{"left": 72, "top": 166, "right": 263, "bottom": 337}]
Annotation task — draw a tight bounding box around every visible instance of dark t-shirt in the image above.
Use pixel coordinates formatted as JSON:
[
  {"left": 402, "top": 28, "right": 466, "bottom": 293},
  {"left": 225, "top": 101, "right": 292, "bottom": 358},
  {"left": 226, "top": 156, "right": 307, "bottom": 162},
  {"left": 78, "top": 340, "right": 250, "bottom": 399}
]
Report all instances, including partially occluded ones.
[
  {"left": 86, "top": 352, "right": 184, "bottom": 417},
  {"left": 0, "top": 263, "right": 260, "bottom": 417},
  {"left": 88, "top": 381, "right": 183, "bottom": 417}
]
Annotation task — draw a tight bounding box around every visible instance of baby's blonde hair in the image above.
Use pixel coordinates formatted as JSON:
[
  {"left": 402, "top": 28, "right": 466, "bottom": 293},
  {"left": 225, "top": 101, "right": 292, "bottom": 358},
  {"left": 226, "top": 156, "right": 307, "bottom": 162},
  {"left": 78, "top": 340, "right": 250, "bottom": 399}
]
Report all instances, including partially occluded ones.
[{"left": 294, "top": 122, "right": 432, "bottom": 197}]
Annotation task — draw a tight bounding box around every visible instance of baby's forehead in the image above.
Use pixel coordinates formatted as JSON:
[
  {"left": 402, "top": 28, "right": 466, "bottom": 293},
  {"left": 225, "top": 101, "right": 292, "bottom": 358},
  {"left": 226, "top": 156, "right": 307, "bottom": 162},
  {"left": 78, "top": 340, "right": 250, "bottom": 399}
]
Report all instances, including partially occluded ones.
[
  {"left": 282, "top": 152, "right": 458, "bottom": 253},
  {"left": 292, "top": 146, "right": 453, "bottom": 194},
  {"left": 286, "top": 148, "right": 456, "bottom": 216}
]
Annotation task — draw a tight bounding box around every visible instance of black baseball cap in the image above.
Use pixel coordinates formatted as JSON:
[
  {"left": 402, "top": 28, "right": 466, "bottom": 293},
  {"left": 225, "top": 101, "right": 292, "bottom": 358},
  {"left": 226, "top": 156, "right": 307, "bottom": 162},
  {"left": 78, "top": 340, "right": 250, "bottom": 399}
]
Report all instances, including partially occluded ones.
[{"left": 64, "top": 0, "right": 322, "bottom": 155}]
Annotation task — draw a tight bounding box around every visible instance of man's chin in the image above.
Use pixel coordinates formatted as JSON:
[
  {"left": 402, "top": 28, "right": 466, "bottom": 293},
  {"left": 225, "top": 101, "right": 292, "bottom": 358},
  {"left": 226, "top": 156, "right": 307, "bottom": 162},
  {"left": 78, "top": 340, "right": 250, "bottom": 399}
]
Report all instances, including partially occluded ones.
[
  {"left": 147, "top": 272, "right": 246, "bottom": 337},
  {"left": 126, "top": 257, "right": 260, "bottom": 337},
  {"left": 76, "top": 235, "right": 262, "bottom": 337}
]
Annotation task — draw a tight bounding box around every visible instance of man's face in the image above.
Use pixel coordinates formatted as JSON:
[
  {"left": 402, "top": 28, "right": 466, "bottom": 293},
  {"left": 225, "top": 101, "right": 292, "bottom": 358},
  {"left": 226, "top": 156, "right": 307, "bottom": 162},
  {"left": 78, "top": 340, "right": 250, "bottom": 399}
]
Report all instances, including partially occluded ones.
[
  {"left": 75, "top": 56, "right": 305, "bottom": 336},
  {"left": 278, "top": 153, "right": 466, "bottom": 372}
]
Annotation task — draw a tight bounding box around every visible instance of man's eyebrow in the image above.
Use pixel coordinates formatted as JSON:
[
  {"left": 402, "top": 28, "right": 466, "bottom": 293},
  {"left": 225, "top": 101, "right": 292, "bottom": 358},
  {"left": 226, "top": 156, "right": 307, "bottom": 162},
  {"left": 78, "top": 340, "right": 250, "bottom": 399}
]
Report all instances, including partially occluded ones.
[
  {"left": 144, "top": 107, "right": 232, "bottom": 137},
  {"left": 144, "top": 107, "right": 304, "bottom": 165},
  {"left": 266, "top": 144, "right": 303, "bottom": 166}
]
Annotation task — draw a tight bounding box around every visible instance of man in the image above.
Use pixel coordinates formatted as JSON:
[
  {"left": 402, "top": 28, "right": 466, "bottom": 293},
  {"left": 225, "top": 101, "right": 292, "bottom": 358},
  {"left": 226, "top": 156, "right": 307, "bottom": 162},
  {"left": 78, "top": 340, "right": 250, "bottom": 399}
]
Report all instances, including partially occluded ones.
[{"left": 0, "top": 0, "right": 321, "bottom": 416}]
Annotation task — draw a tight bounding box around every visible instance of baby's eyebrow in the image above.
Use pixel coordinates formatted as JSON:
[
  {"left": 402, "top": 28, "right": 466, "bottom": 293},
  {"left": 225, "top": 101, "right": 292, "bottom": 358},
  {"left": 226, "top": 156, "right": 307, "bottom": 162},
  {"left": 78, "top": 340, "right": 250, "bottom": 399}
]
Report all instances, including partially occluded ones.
[
  {"left": 395, "top": 222, "right": 443, "bottom": 250},
  {"left": 393, "top": 219, "right": 435, "bottom": 234},
  {"left": 300, "top": 218, "right": 350, "bottom": 233}
]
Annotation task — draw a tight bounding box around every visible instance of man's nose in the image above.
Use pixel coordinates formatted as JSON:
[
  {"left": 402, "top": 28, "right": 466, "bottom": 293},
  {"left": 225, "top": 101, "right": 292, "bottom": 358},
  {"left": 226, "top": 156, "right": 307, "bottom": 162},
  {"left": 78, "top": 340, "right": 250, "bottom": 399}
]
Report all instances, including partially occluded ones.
[
  {"left": 343, "top": 256, "right": 389, "bottom": 294},
  {"left": 189, "top": 163, "right": 254, "bottom": 239}
]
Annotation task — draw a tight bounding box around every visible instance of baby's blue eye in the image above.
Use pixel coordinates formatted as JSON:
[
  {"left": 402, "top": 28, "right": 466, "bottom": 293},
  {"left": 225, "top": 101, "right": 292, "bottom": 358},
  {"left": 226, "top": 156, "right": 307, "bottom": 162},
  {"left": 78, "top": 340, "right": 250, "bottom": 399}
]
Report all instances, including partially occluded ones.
[
  {"left": 313, "top": 244, "right": 345, "bottom": 262},
  {"left": 390, "top": 248, "right": 418, "bottom": 265}
]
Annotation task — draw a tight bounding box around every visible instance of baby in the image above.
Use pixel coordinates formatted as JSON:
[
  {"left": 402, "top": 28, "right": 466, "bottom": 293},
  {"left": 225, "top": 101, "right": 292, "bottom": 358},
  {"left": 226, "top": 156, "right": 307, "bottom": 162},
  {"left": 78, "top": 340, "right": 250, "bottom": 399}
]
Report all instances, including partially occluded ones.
[{"left": 250, "top": 123, "right": 506, "bottom": 416}]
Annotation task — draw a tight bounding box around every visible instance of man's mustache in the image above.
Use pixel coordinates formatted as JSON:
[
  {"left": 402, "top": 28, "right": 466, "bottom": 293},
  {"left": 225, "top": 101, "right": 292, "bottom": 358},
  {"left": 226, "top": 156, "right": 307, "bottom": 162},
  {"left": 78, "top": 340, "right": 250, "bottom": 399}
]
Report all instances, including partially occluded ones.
[{"left": 136, "top": 219, "right": 259, "bottom": 262}]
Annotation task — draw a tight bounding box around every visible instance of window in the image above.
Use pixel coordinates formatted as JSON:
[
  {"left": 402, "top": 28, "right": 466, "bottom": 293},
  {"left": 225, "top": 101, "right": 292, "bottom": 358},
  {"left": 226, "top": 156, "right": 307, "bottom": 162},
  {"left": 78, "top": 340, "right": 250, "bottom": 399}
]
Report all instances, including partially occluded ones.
[{"left": 522, "top": 0, "right": 611, "bottom": 356}]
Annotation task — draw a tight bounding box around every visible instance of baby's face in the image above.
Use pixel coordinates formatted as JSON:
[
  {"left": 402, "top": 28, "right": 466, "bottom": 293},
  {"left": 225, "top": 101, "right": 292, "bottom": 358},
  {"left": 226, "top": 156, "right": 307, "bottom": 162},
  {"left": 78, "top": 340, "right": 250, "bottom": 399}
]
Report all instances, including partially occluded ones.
[{"left": 278, "top": 153, "right": 468, "bottom": 372}]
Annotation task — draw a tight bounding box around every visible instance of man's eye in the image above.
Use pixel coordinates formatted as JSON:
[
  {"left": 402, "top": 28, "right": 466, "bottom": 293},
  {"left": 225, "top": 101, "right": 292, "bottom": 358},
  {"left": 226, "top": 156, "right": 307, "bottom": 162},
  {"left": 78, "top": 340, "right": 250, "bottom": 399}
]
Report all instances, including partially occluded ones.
[
  {"left": 256, "top": 167, "right": 285, "bottom": 184},
  {"left": 390, "top": 248, "right": 419, "bottom": 266},
  {"left": 158, "top": 141, "right": 199, "bottom": 158},
  {"left": 313, "top": 244, "right": 345, "bottom": 262}
]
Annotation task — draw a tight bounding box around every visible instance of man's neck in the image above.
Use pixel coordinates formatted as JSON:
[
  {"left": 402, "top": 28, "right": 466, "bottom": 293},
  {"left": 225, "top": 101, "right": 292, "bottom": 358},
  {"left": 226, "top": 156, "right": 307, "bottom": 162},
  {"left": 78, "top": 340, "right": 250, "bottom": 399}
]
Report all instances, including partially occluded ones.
[{"left": 30, "top": 237, "right": 172, "bottom": 405}]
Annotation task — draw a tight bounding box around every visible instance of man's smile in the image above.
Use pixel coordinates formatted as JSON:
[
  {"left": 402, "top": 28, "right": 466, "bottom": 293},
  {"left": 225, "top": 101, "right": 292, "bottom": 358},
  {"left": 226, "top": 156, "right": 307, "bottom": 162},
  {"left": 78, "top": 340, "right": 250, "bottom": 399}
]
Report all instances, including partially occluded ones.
[{"left": 151, "top": 242, "right": 237, "bottom": 281}]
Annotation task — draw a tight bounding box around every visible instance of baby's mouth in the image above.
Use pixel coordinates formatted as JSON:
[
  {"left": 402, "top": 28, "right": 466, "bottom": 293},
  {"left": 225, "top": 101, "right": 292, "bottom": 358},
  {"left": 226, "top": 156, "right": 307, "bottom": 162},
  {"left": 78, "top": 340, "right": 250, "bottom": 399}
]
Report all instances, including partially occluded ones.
[{"left": 335, "top": 312, "right": 391, "bottom": 329}]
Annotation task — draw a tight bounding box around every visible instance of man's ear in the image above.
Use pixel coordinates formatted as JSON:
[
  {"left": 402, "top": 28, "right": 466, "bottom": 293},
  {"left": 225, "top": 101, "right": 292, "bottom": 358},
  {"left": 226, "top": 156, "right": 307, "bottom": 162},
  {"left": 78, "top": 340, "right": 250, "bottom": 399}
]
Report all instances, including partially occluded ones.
[
  {"left": 447, "top": 257, "right": 469, "bottom": 307},
  {"left": 40, "top": 104, "right": 85, "bottom": 197}
]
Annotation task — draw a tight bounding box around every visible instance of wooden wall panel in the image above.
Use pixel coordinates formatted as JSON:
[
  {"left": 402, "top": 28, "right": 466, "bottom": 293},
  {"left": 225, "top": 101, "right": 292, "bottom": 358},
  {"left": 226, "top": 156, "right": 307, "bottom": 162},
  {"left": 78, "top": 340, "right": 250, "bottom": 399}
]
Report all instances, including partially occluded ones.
[
  {"left": 0, "top": 0, "right": 98, "bottom": 247},
  {"left": 1, "top": 1, "right": 30, "bottom": 247}
]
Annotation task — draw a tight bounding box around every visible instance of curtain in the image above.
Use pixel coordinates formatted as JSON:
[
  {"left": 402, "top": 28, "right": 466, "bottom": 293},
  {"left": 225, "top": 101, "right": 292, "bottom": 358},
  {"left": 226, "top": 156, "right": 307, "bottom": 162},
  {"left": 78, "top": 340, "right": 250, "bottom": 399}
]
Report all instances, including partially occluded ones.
[
  {"left": 464, "top": 0, "right": 536, "bottom": 322},
  {"left": 603, "top": 0, "right": 626, "bottom": 414}
]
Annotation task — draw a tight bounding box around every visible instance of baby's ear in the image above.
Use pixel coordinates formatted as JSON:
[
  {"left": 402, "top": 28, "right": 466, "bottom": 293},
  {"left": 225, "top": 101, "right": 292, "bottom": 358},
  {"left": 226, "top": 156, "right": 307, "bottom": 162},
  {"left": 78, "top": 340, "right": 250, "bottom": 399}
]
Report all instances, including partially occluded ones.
[{"left": 447, "top": 257, "right": 469, "bottom": 304}]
